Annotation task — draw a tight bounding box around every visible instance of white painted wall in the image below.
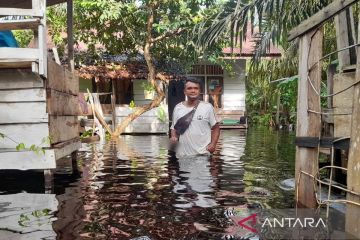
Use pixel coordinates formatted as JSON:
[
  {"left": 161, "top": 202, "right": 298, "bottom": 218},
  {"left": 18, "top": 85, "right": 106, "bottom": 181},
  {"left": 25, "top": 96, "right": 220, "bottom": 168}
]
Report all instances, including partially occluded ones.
[
  {"left": 115, "top": 105, "right": 169, "bottom": 134},
  {"left": 133, "top": 79, "right": 153, "bottom": 105},
  {"left": 223, "top": 59, "right": 246, "bottom": 111}
]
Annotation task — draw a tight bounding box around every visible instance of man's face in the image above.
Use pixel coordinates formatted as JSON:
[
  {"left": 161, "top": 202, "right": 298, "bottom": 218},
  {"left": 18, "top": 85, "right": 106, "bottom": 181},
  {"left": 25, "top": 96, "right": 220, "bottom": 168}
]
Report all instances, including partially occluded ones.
[{"left": 184, "top": 81, "right": 201, "bottom": 100}]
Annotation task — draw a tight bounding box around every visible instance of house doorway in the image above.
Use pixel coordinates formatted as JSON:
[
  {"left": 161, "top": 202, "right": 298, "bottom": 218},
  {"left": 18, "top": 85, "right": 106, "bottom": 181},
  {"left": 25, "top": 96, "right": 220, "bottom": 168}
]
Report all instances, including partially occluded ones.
[{"left": 207, "top": 77, "right": 223, "bottom": 109}]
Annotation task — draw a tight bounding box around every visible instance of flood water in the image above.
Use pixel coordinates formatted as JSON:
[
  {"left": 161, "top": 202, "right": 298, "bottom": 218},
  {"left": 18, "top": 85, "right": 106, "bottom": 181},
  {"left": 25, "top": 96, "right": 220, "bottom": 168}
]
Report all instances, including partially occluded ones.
[{"left": 0, "top": 127, "right": 296, "bottom": 240}]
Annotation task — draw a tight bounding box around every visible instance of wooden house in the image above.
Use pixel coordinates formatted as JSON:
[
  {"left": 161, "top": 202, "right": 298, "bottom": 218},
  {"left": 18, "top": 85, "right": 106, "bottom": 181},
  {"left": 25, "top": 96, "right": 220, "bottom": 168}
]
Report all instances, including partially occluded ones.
[
  {"left": 0, "top": 0, "right": 80, "bottom": 173},
  {"left": 78, "top": 62, "right": 179, "bottom": 134},
  {"left": 186, "top": 29, "right": 282, "bottom": 128}
]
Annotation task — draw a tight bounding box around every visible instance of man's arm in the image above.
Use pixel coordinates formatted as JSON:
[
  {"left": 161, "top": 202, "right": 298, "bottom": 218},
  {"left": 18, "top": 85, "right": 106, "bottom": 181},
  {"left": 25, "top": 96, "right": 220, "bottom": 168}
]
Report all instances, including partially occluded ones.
[
  {"left": 206, "top": 123, "right": 220, "bottom": 153},
  {"left": 170, "top": 129, "right": 178, "bottom": 143}
]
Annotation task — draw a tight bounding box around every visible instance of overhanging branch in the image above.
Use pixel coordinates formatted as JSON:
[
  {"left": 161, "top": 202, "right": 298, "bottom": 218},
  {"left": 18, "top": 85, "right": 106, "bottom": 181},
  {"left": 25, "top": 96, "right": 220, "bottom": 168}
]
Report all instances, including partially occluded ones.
[{"left": 150, "top": 28, "right": 185, "bottom": 43}]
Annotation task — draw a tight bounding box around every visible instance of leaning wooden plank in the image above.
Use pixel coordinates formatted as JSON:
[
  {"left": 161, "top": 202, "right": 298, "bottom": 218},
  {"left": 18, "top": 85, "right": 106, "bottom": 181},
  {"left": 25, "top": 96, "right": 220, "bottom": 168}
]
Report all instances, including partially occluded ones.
[
  {"left": 49, "top": 116, "right": 79, "bottom": 144},
  {"left": 0, "top": 48, "right": 39, "bottom": 61},
  {"left": 0, "top": 8, "right": 43, "bottom": 17},
  {"left": 0, "top": 102, "right": 48, "bottom": 124},
  {"left": 0, "top": 149, "right": 56, "bottom": 170},
  {"left": 0, "top": 19, "right": 40, "bottom": 30},
  {"left": 0, "top": 69, "right": 43, "bottom": 89},
  {"left": 46, "top": 89, "right": 79, "bottom": 115},
  {"left": 288, "top": 0, "right": 357, "bottom": 41},
  {"left": 54, "top": 139, "right": 81, "bottom": 160},
  {"left": 0, "top": 123, "right": 50, "bottom": 148},
  {"left": 47, "top": 59, "right": 78, "bottom": 95},
  {"left": 0, "top": 88, "right": 45, "bottom": 102}
]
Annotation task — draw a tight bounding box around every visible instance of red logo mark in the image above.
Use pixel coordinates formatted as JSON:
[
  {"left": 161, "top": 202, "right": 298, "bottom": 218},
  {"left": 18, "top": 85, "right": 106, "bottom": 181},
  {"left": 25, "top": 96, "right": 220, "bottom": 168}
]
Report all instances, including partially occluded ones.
[{"left": 238, "top": 213, "right": 257, "bottom": 233}]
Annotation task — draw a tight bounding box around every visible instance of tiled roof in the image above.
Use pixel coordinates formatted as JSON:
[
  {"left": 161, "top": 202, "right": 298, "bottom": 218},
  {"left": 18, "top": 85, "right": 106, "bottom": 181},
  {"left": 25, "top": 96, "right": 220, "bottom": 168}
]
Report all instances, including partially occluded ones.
[{"left": 222, "top": 27, "right": 282, "bottom": 57}]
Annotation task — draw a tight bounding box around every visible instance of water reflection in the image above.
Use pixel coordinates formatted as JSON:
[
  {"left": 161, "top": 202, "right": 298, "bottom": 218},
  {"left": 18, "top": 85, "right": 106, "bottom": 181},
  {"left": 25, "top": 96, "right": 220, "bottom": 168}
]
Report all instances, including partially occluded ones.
[
  {"left": 0, "top": 128, "right": 296, "bottom": 239},
  {"left": 173, "top": 155, "right": 217, "bottom": 209}
]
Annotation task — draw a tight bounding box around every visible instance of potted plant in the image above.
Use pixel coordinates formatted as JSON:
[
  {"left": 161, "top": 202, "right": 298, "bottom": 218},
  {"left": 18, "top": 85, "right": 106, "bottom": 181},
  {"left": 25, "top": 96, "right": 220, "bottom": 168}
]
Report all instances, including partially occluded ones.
[{"left": 141, "top": 81, "right": 155, "bottom": 99}]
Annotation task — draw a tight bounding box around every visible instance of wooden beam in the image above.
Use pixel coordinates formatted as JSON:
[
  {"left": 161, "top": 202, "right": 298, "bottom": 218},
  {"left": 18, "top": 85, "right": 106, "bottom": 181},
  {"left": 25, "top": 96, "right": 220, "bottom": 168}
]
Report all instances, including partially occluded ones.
[
  {"left": 53, "top": 138, "right": 81, "bottom": 160},
  {"left": 0, "top": 19, "right": 40, "bottom": 30},
  {"left": 295, "top": 28, "right": 323, "bottom": 208},
  {"left": 0, "top": 0, "right": 66, "bottom": 8},
  {"left": 0, "top": 8, "right": 42, "bottom": 17},
  {"left": 0, "top": 149, "right": 56, "bottom": 170},
  {"left": 49, "top": 116, "right": 79, "bottom": 144},
  {"left": 295, "top": 137, "right": 350, "bottom": 150},
  {"left": 0, "top": 48, "right": 39, "bottom": 62},
  {"left": 288, "top": 0, "right": 357, "bottom": 41},
  {"left": 345, "top": 18, "right": 360, "bottom": 238}
]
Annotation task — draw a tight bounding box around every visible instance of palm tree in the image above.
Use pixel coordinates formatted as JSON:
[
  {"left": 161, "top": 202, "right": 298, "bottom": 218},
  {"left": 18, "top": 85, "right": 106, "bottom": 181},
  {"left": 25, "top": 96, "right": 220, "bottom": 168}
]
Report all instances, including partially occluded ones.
[
  {"left": 197, "top": 0, "right": 331, "bottom": 60},
  {"left": 195, "top": 0, "right": 333, "bottom": 125}
]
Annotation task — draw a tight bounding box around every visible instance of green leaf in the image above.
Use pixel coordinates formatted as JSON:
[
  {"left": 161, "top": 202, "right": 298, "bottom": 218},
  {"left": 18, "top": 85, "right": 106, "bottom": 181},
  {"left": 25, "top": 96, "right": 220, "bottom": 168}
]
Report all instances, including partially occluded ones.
[{"left": 16, "top": 143, "right": 26, "bottom": 151}]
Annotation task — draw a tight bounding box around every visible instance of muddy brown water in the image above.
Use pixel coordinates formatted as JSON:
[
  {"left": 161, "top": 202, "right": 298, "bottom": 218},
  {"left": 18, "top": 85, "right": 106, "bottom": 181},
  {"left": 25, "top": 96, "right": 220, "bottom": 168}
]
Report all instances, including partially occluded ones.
[{"left": 0, "top": 128, "right": 296, "bottom": 240}]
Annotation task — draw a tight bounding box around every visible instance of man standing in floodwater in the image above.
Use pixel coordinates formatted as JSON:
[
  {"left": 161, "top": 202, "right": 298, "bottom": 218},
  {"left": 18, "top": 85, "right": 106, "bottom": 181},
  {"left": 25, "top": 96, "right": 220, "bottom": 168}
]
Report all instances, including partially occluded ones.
[{"left": 170, "top": 78, "right": 220, "bottom": 157}]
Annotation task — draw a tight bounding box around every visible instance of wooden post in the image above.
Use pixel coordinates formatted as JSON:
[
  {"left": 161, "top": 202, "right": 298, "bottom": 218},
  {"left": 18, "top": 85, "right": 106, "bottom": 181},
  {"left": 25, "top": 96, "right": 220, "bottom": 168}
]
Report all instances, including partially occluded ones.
[
  {"left": 275, "top": 90, "right": 281, "bottom": 127},
  {"left": 71, "top": 150, "right": 79, "bottom": 175},
  {"left": 295, "top": 28, "right": 323, "bottom": 208},
  {"left": 67, "top": 0, "right": 74, "bottom": 71},
  {"left": 111, "top": 79, "right": 117, "bottom": 131},
  {"left": 335, "top": 10, "right": 351, "bottom": 70},
  {"left": 327, "top": 64, "right": 336, "bottom": 109},
  {"left": 345, "top": 20, "right": 360, "bottom": 238},
  {"left": 44, "top": 169, "right": 53, "bottom": 193}
]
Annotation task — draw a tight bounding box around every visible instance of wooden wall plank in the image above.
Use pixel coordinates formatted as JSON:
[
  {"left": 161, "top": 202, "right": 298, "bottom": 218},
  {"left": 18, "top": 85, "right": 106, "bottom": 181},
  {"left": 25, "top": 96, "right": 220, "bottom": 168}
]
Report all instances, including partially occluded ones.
[
  {"left": 0, "top": 123, "right": 50, "bottom": 148},
  {"left": 335, "top": 10, "right": 351, "bottom": 70},
  {"left": 345, "top": 24, "right": 360, "bottom": 238},
  {"left": 0, "top": 149, "right": 56, "bottom": 170},
  {"left": 0, "top": 48, "right": 39, "bottom": 61},
  {"left": 0, "top": 19, "right": 40, "bottom": 30},
  {"left": 0, "top": 88, "right": 45, "bottom": 102},
  {"left": 295, "top": 28, "right": 323, "bottom": 208},
  {"left": 0, "top": 102, "right": 48, "bottom": 124},
  {"left": 46, "top": 89, "right": 79, "bottom": 115},
  {"left": 47, "top": 59, "right": 78, "bottom": 95},
  {"left": 49, "top": 116, "right": 79, "bottom": 144},
  {"left": 333, "top": 72, "right": 355, "bottom": 137},
  {"left": 0, "top": 69, "right": 43, "bottom": 89},
  {"left": 288, "top": 0, "right": 357, "bottom": 41}
]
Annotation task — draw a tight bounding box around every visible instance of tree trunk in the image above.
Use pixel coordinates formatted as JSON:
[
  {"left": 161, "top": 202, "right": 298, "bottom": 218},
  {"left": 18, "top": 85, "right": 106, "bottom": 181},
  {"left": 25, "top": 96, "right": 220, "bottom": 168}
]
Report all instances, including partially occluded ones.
[{"left": 112, "top": 3, "right": 165, "bottom": 137}]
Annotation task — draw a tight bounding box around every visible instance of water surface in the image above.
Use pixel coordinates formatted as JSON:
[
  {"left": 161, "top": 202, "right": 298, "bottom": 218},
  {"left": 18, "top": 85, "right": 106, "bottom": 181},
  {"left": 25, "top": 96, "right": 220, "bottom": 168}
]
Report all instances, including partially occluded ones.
[{"left": 0, "top": 127, "right": 296, "bottom": 239}]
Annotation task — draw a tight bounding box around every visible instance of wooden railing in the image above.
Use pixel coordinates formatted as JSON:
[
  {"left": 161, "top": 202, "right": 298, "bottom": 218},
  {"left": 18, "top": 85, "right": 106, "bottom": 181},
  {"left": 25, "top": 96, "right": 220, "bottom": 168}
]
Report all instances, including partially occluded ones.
[{"left": 0, "top": 0, "right": 47, "bottom": 77}]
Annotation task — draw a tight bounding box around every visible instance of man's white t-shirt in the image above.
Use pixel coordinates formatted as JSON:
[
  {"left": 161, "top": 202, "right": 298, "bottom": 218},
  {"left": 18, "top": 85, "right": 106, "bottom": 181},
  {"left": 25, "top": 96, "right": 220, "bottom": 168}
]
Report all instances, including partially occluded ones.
[{"left": 171, "top": 101, "right": 218, "bottom": 157}]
